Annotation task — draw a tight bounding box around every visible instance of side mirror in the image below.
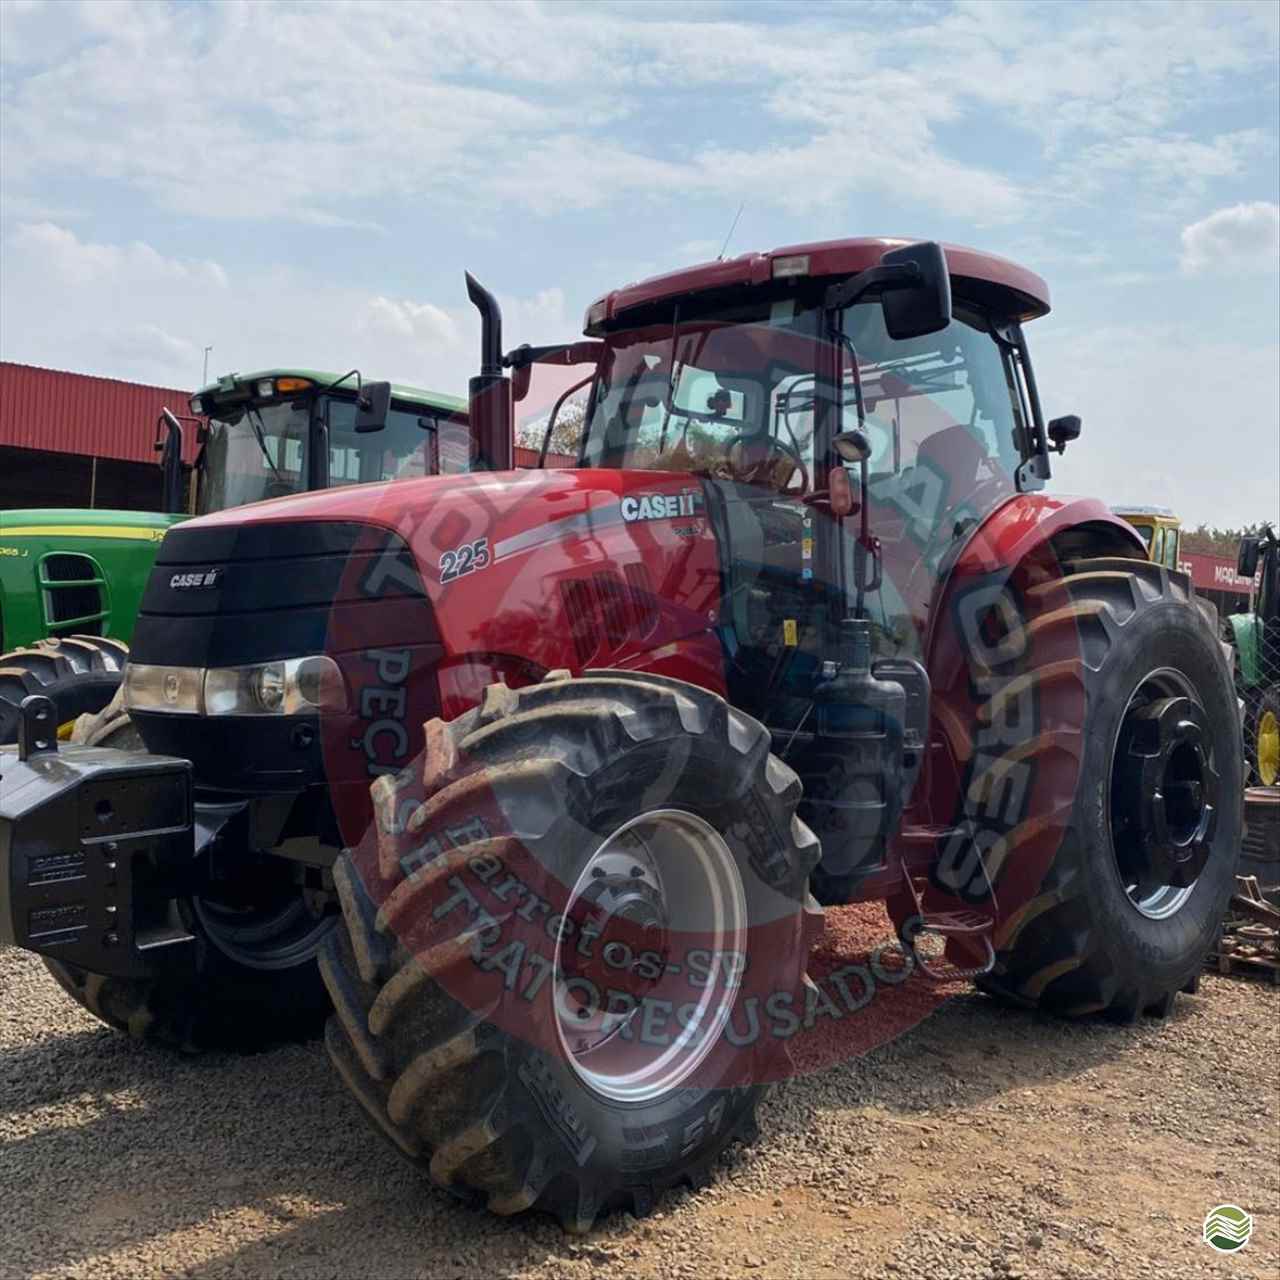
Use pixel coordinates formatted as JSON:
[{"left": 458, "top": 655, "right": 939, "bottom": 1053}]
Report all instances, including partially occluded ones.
[
  {"left": 1047, "top": 414, "right": 1081, "bottom": 453},
  {"left": 831, "top": 428, "right": 871, "bottom": 464},
  {"left": 1237, "top": 536, "right": 1260, "bottom": 580},
  {"left": 354, "top": 381, "right": 392, "bottom": 434},
  {"left": 880, "top": 241, "right": 952, "bottom": 341}
]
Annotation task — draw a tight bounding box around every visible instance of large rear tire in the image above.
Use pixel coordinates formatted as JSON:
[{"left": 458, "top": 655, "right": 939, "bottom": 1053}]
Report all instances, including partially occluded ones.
[
  {"left": 971, "top": 559, "right": 1242, "bottom": 1018},
  {"left": 322, "top": 670, "right": 822, "bottom": 1230},
  {"left": 0, "top": 635, "right": 128, "bottom": 744},
  {"left": 40, "top": 707, "right": 337, "bottom": 1052}
]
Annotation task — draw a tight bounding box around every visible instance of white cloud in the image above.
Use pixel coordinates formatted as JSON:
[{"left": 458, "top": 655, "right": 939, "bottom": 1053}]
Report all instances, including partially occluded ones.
[
  {"left": 4, "top": 1, "right": 1274, "bottom": 228},
  {"left": 10, "top": 222, "right": 228, "bottom": 289},
  {"left": 361, "top": 298, "right": 459, "bottom": 346},
  {"left": 1179, "top": 201, "right": 1280, "bottom": 274},
  {"left": 0, "top": 221, "right": 575, "bottom": 398}
]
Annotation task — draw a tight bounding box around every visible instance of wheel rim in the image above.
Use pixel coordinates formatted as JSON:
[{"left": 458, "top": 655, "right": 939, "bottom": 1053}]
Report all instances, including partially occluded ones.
[
  {"left": 1109, "top": 668, "right": 1219, "bottom": 920},
  {"left": 552, "top": 809, "right": 746, "bottom": 1104},
  {"left": 193, "top": 891, "right": 337, "bottom": 971},
  {"left": 1258, "top": 710, "right": 1279, "bottom": 786}
]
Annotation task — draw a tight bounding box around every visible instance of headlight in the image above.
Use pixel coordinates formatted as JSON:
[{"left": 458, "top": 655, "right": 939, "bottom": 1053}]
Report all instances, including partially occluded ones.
[
  {"left": 125, "top": 656, "right": 347, "bottom": 717},
  {"left": 123, "top": 663, "right": 203, "bottom": 714}
]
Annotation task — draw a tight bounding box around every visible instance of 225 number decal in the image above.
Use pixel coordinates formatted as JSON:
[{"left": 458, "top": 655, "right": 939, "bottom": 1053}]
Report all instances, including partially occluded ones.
[{"left": 440, "top": 536, "right": 491, "bottom": 584}]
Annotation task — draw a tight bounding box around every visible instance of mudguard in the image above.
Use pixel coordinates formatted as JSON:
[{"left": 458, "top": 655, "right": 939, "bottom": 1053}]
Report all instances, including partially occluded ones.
[{"left": 1229, "top": 612, "right": 1261, "bottom": 689}]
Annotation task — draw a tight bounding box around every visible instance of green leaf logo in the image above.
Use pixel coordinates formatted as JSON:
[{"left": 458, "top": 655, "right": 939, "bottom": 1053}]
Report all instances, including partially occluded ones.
[{"left": 1203, "top": 1204, "right": 1253, "bottom": 1253}]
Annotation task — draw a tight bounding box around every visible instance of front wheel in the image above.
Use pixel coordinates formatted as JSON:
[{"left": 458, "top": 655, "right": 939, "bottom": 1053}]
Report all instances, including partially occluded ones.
[
  {"left": 1252, "top": 684, "right": 1280, "bottom": 787},
  {"left": 321, "top": 670, "right": 822, "bottom": 1230},
  {"left": 0, "top": 635, "right": 128, "bottom": 743},
  {"left": 42, "top": 705, "right": 337, "bottom": 1051}
]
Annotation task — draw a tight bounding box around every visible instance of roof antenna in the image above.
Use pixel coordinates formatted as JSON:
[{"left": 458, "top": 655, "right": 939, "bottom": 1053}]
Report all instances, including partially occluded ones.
[{"left": 717, "top": 202, "right": 745, "bottom": 261}]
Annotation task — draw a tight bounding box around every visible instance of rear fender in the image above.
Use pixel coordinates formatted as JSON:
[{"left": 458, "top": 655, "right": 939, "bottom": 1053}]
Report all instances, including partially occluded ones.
[{"left": 917, "top": 494, "right": 1146, "bottom": 828}]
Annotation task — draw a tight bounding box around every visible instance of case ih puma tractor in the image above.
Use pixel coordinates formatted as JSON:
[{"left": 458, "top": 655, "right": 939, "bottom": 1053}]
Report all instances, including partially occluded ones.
[{"left": 0, "top": 239, "right": 1240, "bottom": 1231}]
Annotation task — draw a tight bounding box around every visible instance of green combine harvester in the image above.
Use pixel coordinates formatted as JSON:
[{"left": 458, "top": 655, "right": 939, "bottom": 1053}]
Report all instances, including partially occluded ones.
[{"left": 0, "top": 368, "right": 466, "bottom": 740}]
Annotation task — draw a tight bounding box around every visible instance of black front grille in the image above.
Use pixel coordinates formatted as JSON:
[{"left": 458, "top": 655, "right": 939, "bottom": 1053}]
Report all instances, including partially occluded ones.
[
  {"left": 130, "top": 519, "right": 441, "bottom": 798},
  {"left": 133, "top": 520, "right": 435, "bottom": 667}
]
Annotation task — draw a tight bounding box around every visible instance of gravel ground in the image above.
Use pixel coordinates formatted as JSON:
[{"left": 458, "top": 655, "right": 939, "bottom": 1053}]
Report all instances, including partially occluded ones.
[{"left": 2, "top": 906, "right": 1277, "bottom": 1280}]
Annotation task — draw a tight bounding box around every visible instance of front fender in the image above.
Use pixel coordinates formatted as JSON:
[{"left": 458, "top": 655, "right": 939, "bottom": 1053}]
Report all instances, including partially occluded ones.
[{"left": 1228, "top": 612, "right": 1261, "bottom": 688}]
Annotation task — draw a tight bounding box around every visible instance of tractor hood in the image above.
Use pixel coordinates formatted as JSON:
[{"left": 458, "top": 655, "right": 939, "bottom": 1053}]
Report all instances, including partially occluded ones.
[{"left": 129, "top": 465, "right": 723, "bottom": 811}]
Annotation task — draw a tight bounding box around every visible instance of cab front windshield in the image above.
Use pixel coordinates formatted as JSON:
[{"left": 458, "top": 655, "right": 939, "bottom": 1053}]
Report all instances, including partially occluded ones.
[
  {"left": 580, "top": 294, "right": 1033, "bottom": 523},
  {"left": 196, "top": 393, "right": 467, "bottom": 515}
]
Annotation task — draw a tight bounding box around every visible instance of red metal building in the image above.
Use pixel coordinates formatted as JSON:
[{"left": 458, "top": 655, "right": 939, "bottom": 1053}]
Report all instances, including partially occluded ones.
[
  {"left": 0, "top": 361, "right": 572, "bottom": 512},
  {"left": 0, "top": 362, "right": 195, "bottom": 511}
]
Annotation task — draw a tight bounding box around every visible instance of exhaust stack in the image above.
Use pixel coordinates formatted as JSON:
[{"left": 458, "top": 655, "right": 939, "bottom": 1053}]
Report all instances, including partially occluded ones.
[{"left": 465, "top": 272, "right": 513, "bottom": 472}]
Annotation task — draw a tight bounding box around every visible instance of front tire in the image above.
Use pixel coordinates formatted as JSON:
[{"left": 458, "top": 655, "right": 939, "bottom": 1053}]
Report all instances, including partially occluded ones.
[
  {"left": 41, "top": 705, "right": 337, "bottom": 1052},
  {"left": 322, "top": 670, "right": 821, "bottom": 1230},
  {"left": 0, "top": 635, "right": 128, "bottom": 743}
]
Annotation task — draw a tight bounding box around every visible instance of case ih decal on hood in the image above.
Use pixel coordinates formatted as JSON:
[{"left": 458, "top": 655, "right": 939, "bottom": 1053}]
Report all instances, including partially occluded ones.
[{"left": 620, "top": 489, "right": 702, "bottom": 522}]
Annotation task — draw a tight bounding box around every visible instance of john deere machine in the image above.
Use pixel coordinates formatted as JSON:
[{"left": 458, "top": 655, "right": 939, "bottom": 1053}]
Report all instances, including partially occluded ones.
[
  {"left": 0, "top": 369, "right": 466, "bottom": 739},
  {"left": 1233, "top": 527, "right": 1279, "bottom": 883},
  {"left": 1233, "top": 525, "right": 1279, "bottom": 786},
  {"left": 0, "top": 239, "right": 1240, "bottom": 1230}
]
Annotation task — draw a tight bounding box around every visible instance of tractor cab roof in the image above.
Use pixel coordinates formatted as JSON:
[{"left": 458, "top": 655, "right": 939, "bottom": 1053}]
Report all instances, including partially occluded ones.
[
  {"left": 194, "top": 368, "right": 466, "bottom": 417},
  {"left": 583, "top": 236, "right": 1050, "bottom": 335}
]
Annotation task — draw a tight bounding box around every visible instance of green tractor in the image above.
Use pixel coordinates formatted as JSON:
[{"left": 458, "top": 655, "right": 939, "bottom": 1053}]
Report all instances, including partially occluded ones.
[
  {"left": 1233, "top": 525, "right": 1279, "bottom": 786},
  {"left": 0, "top": 369, "right": 466, "bottom": 740}
]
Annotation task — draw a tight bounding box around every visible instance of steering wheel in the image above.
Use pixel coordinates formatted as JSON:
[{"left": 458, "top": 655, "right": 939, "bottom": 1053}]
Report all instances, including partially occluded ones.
[{"left": 724, "top": 433, "right": 810, "bottom": 495}]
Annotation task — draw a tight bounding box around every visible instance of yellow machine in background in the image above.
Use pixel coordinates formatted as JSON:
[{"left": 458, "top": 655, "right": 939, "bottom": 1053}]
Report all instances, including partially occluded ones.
[{"left": 1113, "top": 505, "right": 1182, "bottom": 570}]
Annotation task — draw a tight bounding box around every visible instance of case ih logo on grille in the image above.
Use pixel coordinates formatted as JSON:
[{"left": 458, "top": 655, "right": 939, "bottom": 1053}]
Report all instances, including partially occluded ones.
[
  {"left": 169, "top": 569, "right": 221, "bottom": 589},
  {"left": 621, "top": 490, "right": 700, "bottom": 522}
]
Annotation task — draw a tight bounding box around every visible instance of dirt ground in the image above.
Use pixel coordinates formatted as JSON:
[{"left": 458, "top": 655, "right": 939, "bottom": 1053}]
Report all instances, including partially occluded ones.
[{"left": 3, "top": 905, "right": 1277, "bottom": 1280}]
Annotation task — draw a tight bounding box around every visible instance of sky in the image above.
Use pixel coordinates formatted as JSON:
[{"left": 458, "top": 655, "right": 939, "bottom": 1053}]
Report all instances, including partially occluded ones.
[{"left": 1, "top": 0, "right": 1277, "bottom": 528}]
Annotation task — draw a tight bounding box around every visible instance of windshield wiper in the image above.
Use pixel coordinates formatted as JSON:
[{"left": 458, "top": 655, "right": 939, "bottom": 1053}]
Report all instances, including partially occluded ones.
[{"left": 246, "top": 406, "right": 286, "bottom": 481}]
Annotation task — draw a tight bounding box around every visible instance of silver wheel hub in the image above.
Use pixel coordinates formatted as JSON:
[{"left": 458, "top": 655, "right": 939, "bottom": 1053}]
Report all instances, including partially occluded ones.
[{"left": 553, "top": 809, "right": 747, "bottom": 1104}]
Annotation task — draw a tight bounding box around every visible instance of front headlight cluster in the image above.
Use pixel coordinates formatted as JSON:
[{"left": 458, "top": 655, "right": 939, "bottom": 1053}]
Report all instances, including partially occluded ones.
[{"left": 124, "top": 656, "right": 347, "bottom": 717}]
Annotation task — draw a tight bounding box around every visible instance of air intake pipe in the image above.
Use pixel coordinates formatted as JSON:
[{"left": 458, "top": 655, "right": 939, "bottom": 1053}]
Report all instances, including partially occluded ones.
[{"left": 465, "top": 272, "right": 513, "bottom": 472}]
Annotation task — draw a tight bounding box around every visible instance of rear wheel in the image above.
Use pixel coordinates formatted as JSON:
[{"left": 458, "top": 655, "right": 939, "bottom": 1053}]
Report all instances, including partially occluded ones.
[
  {"left": 0, "top": 635, "right": 128, "bottom": 743},
  {"left": 322, "top": 670, "right": 821, "bottom": 1230},
  {"left": 41, "top": 708, "right": 337, "bottom": 1052},
  {"left": 972, "top": 559, "right": 1242, "bottom": 1018}
]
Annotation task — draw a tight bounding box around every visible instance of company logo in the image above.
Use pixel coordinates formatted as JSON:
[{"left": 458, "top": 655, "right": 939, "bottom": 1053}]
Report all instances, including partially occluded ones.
[
  {"left": 1203, "top": 1204, "right": 1253, "bottom": 1253},
  {"left": 169, "top": 569, "right": 221, "bottom": 590},
  {"left": 620, "top": 490, "right": 700, "bottom": 522}
]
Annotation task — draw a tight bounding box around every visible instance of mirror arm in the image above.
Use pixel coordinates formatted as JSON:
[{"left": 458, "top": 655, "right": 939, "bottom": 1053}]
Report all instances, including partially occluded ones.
[{"left": 824, "top": 261, "right": 920, "bottom": 312}]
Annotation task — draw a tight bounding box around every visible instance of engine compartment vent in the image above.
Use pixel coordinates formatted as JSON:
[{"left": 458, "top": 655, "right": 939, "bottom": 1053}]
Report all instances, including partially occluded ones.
[
  {"left": 561, "top": 578, "right": 600, "bottom": 666},
  {"left": 39, "top": 554, "right": 106, "bottom": 635},
  {"left": 624, "top": 562, "right": 658, "bottom": 637}
]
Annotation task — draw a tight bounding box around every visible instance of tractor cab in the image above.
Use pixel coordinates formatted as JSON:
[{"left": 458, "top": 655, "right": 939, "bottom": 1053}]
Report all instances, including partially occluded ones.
[
  {"left": 511, "top": 240, "right": 1065, "bottom": 681},
  {"left": 1114, "top": 505, "right": 1182, "bottom": 571},
  {"left": 181, "top": 369, "right": 469, "bottom": 515}
]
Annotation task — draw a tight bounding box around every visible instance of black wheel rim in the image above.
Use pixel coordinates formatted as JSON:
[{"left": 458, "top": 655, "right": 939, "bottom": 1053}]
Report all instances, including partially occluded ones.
[{"left": 1109, "top": 667, "right": 1218, "bottom": 920}]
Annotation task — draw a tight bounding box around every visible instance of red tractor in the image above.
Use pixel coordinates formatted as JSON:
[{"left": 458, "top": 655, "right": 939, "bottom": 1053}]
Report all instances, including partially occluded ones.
[{"left": 0, "top": 238, "right": 1241, "bottom": 1231}]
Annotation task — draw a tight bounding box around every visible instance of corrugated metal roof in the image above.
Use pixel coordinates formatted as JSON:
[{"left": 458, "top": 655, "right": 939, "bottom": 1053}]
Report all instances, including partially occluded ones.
[
  {"left": 1, "top": 362, "right": 199, "bottom": 465},
  {"left": 1, "top": 362, "right": 581, "bottom": 472}
]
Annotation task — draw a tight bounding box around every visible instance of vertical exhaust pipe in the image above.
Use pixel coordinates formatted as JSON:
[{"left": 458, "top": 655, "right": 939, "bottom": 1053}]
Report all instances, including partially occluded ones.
[{"left": 465, "top": 272, "right": 513, "bottom": 472}]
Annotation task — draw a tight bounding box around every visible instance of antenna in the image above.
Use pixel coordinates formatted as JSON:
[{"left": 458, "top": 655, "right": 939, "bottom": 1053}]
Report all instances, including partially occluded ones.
[{"left": 717, "top": 202, "right": 745, "bottom": 261}]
